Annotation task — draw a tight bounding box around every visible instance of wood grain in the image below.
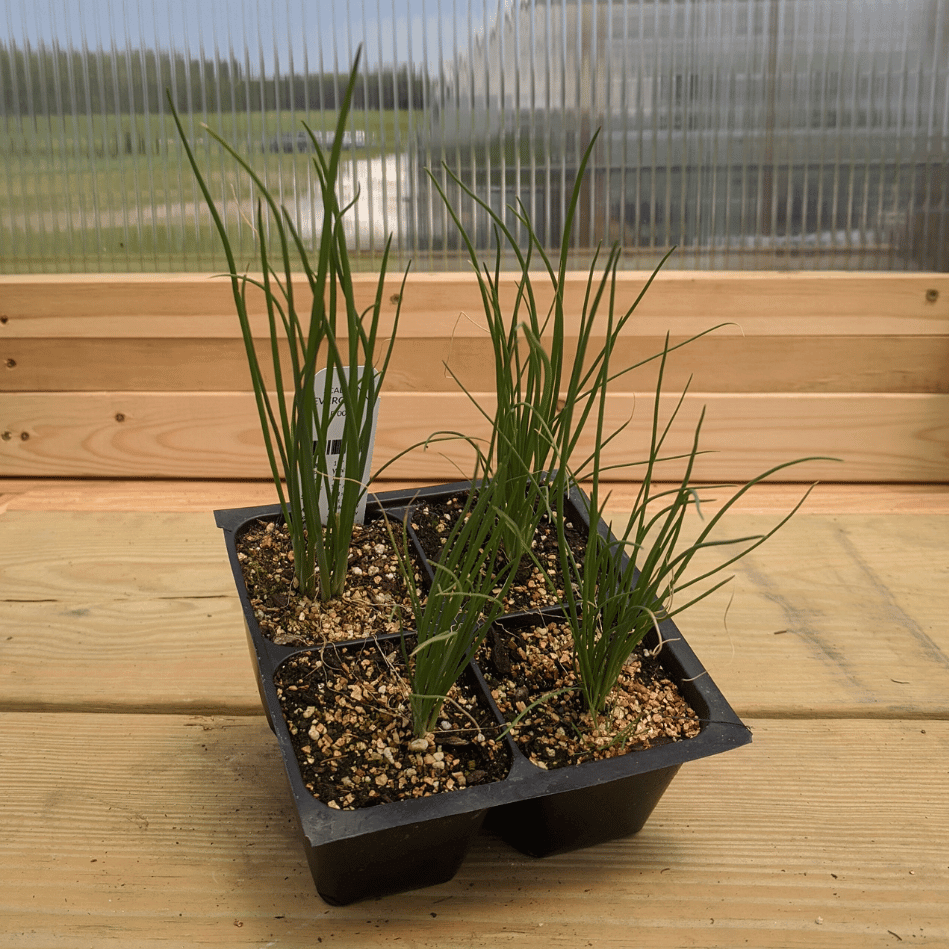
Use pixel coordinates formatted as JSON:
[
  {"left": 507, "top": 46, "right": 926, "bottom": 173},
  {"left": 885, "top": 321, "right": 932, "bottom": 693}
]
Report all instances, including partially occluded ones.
[
  {"left": 3, "top": 271, "right": 948, "bottom": 336},
  {"left": 2, "top": 509, "right": 946, "bottom": 716},
  {"left": 0, "top": 511, "right": 232, "bottom": 601},
  {"left": 0, "top": 479, "right": 946, "bottom": 946},
  {"left": 0, "top": 713, "right": 944, "bottom": 948},
  {"left": 6, "top": 334, "right": 948, "bottom": 394},
  {"left": 648, "top": 513, "right": 949, "bottom": 718},
  {"left": 2, "top": 390, "right": 946, "bottom": 481},
  {"left": 0, "top": 597, "right": 261, "bottom": 713},
  {"left": 0, "top": 509, "right": 257, "bottom": 713},
  {"left": 4, "top": 479, "right": 949, "bottom": 514},
  {"left": 5, "top": 272, "right": 947, "bottom": 485}
]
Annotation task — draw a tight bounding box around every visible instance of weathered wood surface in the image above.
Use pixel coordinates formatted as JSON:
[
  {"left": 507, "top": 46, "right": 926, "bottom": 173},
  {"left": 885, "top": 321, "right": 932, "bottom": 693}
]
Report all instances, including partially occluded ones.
[{"left": 0, "top": 480, "right": 947, "bottom": 947}]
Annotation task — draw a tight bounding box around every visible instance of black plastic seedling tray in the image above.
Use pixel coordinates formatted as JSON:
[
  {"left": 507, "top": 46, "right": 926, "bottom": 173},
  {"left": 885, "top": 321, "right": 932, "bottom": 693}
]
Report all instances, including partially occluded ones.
[{"left": 216, "top": 481, "right": 751, "bottom": 904}]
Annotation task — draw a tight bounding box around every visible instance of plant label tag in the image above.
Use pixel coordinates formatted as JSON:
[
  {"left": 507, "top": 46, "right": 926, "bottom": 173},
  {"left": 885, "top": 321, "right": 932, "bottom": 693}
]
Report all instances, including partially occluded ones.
[{"left": 312, "top": 366, "right": 380, "bottom": 525}]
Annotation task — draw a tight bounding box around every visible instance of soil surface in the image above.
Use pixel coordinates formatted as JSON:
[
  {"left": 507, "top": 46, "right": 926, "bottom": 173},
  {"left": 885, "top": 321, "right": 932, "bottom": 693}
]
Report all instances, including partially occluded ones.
[
  {"left": 409, "top": 491, "right": 587, "bottom": 612},
  {"left": 481, "top": 619, "right": 702, "bottom": 767},
  {"left": 275, "top": 640, "right": 511, "bottom": 810},
  {"left": 235, "top": 495, "right": 702, "bottom": 808},
  {"left": 236, "top": 515, "right": 419, "bottom": 646}
]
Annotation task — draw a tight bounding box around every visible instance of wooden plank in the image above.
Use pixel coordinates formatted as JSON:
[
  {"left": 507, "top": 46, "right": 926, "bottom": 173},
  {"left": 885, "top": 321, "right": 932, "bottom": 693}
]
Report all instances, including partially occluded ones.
[
  {"left": 4, "top": 480, "right": 949, "bottom": 515},
  {"left": 3, "top": 271, "right": 948, "bottom": 337},
  {"left": 2, "top": 509, "right": 946, "bottom": 716},
  {"left": 0, "top": 509, "right": 259, "bottom": 713},
  {"left": 0, "top": 713, "right": 945, "bottom": 947},
  {"left": 635, "top": 512, "right": 949, "bottom": 719},
  {"left": 0, "top": 478, "right": 428, "bottom": 513},
  {"left": 3, "top": 391, "right": 946, "bottom": 481},
  {"left": 0, "top": 598, "right": 261, "bottom": 713},
  {"left": 5, "top": 334, "right": 948, "bottom": 394},
  {"left": 0, "top": 511, "right": 233, "bottom": 602}
]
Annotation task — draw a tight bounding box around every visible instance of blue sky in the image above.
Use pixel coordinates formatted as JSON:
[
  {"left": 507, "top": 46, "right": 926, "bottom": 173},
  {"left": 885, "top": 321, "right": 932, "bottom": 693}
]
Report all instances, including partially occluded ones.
[{"left": 3, "top": 0, "right": 493, "bottom": 75}]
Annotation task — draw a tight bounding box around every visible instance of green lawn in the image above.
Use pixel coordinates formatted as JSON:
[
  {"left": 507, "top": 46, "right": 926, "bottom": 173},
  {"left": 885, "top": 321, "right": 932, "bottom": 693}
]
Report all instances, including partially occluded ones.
[
  {"left": 0, "top": 108, "right": 416, "bottom": 272},
  {"left": 0, "top": 106, "right": 413, "bottom": 158}
]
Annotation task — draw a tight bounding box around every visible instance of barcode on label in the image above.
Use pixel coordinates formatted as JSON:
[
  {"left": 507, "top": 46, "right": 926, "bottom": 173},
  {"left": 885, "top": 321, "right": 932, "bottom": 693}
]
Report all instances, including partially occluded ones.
[{"left": 325, "top": 438, "right": 343, "bottom": 455}]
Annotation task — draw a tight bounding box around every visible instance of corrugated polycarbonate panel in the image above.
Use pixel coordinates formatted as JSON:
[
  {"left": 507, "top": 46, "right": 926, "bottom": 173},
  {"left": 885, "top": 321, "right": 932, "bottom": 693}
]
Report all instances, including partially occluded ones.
[{"left": 1, "top": 0, "right": 947, "bottom": 273}]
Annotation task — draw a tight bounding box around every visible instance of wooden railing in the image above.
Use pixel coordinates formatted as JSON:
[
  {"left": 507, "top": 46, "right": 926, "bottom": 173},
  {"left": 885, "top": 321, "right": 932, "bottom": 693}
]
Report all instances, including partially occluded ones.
[{"left": 2, "top": 271, "right": 948, "bottom": 482}]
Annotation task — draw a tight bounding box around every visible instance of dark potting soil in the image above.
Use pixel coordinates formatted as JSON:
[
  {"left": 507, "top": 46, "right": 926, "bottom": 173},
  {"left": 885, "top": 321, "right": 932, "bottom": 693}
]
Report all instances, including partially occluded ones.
[
  {"left": 480, "top": 619, "right": 702, "bottom": 768},
  {"left": 408, "top": 491, "right": 588, "bottom": 613},
  {"left": 236, "top": 516, "right": 420, "bottom": 646},
  {"left": 275, "top": 640, "right": 512, "bottom": 810},
  {"left": 234, "top": 497, "right": 701, "bottom": 803}
]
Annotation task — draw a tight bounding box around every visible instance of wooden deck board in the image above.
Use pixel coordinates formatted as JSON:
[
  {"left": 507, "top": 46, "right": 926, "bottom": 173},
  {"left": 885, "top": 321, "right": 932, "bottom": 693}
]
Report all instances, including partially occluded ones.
[
  {"left": 1, "top": 479, "right": 946, "bottom": 946},
  {"left": 657, "top": 513, "right": 949, "bottom": 718},
  {"left": 0, "top": 508, "right": 258, "bottom": 713},
  {"left": 2, "top": 504, "right": 946, "bottom": 716},
  {"left": 0, "top": 714, "right": 945, "bottom": 948}
]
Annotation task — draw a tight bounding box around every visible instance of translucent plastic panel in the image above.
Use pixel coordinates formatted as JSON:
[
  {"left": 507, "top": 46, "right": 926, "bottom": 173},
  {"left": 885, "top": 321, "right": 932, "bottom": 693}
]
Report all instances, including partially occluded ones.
[{"left": 1, "top": 0, "right": 946, "bottom": 272}]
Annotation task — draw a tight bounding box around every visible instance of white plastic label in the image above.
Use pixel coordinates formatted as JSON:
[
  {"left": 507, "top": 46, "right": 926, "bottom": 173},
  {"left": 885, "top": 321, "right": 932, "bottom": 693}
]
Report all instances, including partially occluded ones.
[{"left": 312, "top": 366, "right": 380, "bottom": 525}]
